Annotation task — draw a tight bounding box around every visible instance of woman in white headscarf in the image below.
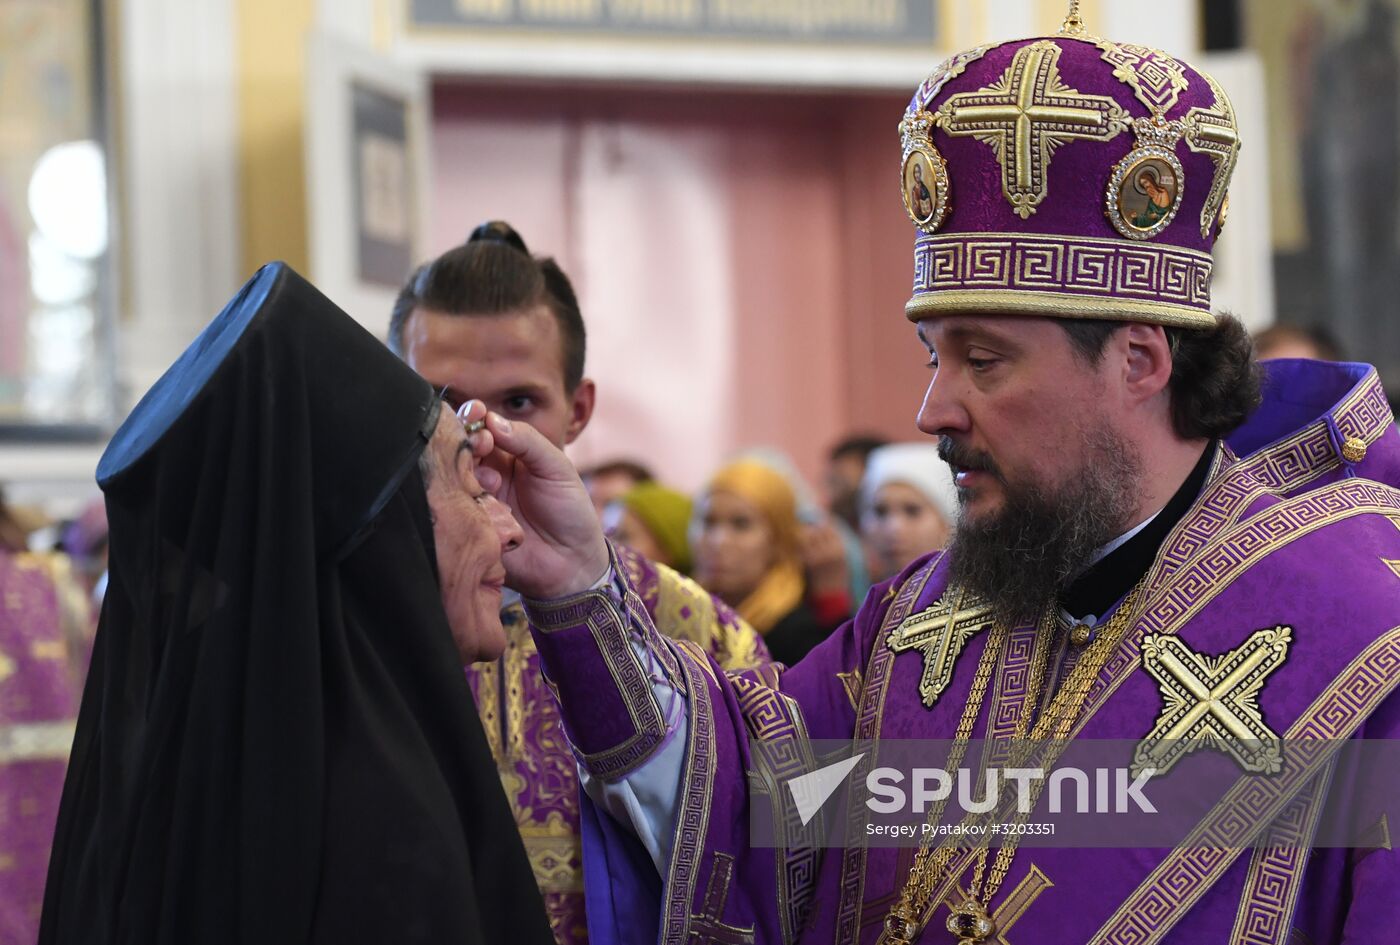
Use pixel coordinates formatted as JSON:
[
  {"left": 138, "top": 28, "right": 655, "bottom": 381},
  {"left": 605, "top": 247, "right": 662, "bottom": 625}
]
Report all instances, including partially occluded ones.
[{"left": 859, "top": 443, "right": 957, "bottom": 583}]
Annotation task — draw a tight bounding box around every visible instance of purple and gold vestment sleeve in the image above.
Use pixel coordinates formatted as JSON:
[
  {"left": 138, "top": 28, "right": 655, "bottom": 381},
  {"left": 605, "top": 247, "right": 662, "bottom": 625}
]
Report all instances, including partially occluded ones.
[
  {"left": 521, "top": 556, "right": 685, "bottom": 782},
  {"left": 524, "top": 542, "right": 905, "bottom": 945}
]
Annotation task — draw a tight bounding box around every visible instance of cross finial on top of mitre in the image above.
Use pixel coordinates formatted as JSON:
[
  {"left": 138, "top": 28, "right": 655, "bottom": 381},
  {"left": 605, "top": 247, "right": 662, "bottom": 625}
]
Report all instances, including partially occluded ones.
[{"left": 1060, "top": 0, "right": 1087, "bottom": 35}]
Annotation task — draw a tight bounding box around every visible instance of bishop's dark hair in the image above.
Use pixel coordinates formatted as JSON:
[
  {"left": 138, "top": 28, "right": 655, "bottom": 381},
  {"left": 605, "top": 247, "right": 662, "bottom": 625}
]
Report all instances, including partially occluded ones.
[
  {"left": 1058, "top": 312, "right": 1262, "bottom": 440},
  {"left": 388, "top": 221, "right": 586, "bottom": 391}
]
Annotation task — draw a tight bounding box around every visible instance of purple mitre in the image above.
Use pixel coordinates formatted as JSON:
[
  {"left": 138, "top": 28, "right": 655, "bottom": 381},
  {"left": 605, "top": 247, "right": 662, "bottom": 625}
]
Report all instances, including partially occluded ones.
[{"left": 901, "top": 27, "right": 1239, "bottom": 327}]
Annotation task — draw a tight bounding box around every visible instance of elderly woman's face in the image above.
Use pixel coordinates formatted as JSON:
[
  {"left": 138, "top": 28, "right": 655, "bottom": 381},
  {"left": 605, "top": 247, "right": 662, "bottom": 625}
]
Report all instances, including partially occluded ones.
[{"left": 423, "top": 409, "right": 523, "bottom": 662}]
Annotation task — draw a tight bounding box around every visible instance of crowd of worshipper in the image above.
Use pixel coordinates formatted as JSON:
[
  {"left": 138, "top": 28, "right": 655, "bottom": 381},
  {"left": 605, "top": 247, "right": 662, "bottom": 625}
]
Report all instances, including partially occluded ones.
[{"left": 582, "top": 441, "right": 956, "bottom": 665}]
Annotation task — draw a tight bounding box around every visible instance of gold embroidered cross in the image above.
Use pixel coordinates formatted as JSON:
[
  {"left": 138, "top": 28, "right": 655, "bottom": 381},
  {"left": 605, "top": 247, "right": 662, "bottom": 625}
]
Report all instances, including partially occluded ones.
[
  {"left": 1185, "top": 72, "right": 1241, "bottom": 236},
  {"left": 938, "top": 40, "right": 1130, "bottom": 218},
  {"left": 690, "top": 853, "right": 755, "bottom": 945},
  {"left": 886, "top": 587, "right": 995, "bottom": 708},
  {"left": 1134, "top": 625, "right": 1291, "bottom": 777}
]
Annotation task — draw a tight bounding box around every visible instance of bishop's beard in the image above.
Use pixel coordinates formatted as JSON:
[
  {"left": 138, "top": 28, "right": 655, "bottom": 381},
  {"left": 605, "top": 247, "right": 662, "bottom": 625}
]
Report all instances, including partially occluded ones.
[{"left": 941, "top": 429, "right": 1142, "bottom": 629}]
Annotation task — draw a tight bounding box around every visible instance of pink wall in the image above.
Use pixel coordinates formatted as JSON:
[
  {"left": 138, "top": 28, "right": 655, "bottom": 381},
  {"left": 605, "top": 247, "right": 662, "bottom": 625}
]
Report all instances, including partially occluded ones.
[{"left": 429, "top": 82, "right": 930, "bottom": 496}]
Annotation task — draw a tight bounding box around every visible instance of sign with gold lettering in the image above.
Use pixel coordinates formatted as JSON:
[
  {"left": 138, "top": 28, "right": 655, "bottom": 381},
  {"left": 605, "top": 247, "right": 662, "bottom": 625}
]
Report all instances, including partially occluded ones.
[{"left": 408, "top": 0, "right": 939, "bottom": 47}]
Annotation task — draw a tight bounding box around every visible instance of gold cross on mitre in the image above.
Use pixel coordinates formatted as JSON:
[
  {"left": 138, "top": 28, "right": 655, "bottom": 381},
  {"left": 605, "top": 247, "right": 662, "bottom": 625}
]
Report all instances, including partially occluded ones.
[
  {"left": 886, "top": 587, "right": 995, "bottom": 708},
  {"left": 937, "top": 39, "right": 1130, "bottom": 219},
  {"left": 1185, "top": 71, "right": 1242, "bottom": 237},
  {"left": 1133, "top": 625, "right": 1292, "bottom": 778}
]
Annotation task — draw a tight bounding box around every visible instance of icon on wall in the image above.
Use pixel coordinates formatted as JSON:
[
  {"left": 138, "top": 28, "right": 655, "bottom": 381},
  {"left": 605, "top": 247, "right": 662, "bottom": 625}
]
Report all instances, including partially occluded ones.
[{"left": 352, "top": 83, "right": 414, "bottom": 288}]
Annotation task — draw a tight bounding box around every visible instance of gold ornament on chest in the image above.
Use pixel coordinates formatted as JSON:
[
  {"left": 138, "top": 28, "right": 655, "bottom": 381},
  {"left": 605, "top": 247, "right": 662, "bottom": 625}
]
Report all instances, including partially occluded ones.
[
  {"left": 885, "top": 587, "right": 996, "bottom": 708},
  {"left": 1134, "top": 625, "right": 1292, "bottom": 778}
]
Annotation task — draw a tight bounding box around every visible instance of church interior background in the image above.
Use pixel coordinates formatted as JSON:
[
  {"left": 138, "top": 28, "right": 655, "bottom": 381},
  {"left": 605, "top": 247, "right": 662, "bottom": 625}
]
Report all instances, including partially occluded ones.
[{"left": 0, "top": 0, "right": 1395, "bottom": 520}]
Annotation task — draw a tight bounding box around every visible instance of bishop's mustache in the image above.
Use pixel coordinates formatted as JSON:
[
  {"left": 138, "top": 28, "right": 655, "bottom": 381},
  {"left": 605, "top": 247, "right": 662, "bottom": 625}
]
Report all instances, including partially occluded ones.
[{"left": 937, "top": 438, "right": 1003, "bottom": 481}]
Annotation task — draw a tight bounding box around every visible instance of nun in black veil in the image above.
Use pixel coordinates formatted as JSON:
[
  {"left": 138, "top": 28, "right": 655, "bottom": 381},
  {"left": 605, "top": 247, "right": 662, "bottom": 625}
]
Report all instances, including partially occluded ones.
[{"left": 39, "top": 263, "right": 555, "bottom": 945}]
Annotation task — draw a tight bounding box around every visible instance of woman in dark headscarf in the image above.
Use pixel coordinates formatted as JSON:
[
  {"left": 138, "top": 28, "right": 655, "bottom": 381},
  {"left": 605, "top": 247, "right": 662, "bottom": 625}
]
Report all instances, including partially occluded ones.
[{"left": 40, "top": 263, "right": 555, "bottom": 945}]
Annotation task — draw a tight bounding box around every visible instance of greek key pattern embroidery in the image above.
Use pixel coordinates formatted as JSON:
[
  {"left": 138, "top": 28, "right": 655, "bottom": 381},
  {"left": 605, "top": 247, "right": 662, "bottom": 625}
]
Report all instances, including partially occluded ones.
[
  {"left": 1080, "top": 479, "right": 1400, "bottom": 729},
  {"left": 735, "top": 673, "right": 817, "bottom": 944},
  {"left": 1088, "top": 627, "right": 1400, "bottom": 945},
  {"left": 662, "top": 644, "right": 719, "bottom": 945},
  {"left": 1229, "top": 759, "right": 1337, "bottom": 945},
  {"left": 1243, "top": 372, "right": 1393, "bottom": 493},
  {"left": 525, "top": 582, "right": 670, "bottom": 782},
  {"left": 914, "top": 233, "right": 1213, "bottom": 310},
  {"left": 1145, "top": 445, "right": 1257, "bottom": 585},
  {"left": 988, "top": 622, "right": 1042, "bottom": 742},
  {"left": 836, "top": 554, "right": 944, "bottom": 943},
  {"left": 736, "top": 675, "right": 803, "bottom": 742},
  {"left": 910, "top": 42, "right": 1005, "bottom": 111}
]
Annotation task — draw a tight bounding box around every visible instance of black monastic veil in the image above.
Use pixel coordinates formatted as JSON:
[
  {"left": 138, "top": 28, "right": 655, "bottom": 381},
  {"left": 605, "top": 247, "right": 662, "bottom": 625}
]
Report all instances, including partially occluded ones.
[{"left": 40, "top": 263, "right": 554, "bottom": 945}]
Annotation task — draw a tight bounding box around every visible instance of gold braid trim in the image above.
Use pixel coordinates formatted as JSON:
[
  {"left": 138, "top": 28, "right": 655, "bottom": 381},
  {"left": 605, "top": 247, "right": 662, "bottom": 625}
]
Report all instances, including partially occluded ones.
[
  {"left": 906, "top": 289, "right": 1216, "bottom": 329},
  {"left": 1227, "top": 757, "right": 1337, "bottom": 945}
]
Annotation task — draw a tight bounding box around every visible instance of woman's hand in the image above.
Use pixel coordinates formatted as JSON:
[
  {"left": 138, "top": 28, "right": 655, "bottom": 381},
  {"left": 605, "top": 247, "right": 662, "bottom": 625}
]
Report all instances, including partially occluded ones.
[{"left": 458, "top": 402, "right": 610, "bottom": 599}]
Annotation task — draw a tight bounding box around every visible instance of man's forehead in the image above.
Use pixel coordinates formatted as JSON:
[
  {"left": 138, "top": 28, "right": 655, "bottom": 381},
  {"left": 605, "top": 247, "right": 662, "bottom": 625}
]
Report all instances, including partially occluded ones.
[
  {"left": 916, "top": 314, "right": 1041, "bottom": 347},
  {"left": 410, "top": 304, "right": 567, "bottom": 382}
]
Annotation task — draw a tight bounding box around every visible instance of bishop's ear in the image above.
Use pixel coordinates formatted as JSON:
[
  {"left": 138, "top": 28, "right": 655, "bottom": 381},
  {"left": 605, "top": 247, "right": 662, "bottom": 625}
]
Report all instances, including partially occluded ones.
[{"left": 1121, "top": 323, "right": 1174, "bottom": 402}]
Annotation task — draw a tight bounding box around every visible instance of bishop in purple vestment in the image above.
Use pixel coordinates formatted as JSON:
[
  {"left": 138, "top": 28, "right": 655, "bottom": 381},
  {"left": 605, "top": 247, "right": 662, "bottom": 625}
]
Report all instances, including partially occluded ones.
[{"left": 472, "top": 9, "right": 1400, "bottom": 944}]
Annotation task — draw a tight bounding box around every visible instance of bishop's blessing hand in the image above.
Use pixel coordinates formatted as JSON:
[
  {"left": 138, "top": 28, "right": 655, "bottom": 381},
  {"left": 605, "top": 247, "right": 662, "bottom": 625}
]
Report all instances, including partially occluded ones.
[{"left": 466, "top": 406, "right": 610, "bottom": 599}]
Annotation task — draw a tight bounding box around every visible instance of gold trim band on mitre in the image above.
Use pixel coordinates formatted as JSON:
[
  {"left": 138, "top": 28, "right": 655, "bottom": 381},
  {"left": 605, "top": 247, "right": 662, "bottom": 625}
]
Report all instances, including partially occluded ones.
[
  {"left": 905, "top": 289, "right": 1218, "bottom": 329},
  {"left": 908, "top": 231, "right": 1215, "bottom": 327}
]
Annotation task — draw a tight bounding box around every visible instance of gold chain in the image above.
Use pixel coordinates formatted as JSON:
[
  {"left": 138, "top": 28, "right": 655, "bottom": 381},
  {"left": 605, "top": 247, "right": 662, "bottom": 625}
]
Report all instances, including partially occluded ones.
[
  {"left": 877, "top": 606, "right": 1056, "bottom": 943},
  {"left": 879, "top": 580, "right": 1148, "bottom": 943},
  {"left": 877, "top": 616, "right": 1014, "bottom": 943},
  {"left": 974, "top": 581, "right": 1145, "bottom": 906}
]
